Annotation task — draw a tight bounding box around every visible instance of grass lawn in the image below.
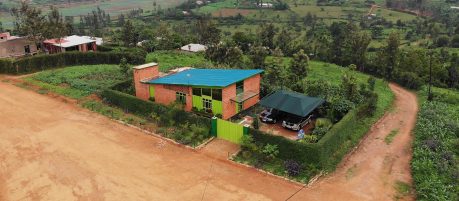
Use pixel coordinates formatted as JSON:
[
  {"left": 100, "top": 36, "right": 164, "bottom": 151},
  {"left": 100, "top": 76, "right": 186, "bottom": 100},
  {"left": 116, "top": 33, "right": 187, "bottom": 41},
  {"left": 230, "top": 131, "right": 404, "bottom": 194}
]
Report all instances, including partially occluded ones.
[
  {"left": 24, "top": 64, "right": 125, "bottom": 99},
  {"left": 146, "top": 51, "right": 211, "bottom": 72}
]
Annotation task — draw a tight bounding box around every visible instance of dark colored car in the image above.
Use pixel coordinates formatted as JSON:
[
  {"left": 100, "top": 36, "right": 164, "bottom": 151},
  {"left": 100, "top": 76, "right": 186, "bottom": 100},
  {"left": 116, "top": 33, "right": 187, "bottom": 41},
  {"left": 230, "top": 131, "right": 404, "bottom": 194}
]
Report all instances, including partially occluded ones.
[
  {"left": 282, "top": 115, "right": 312, "bottom": 131},
  {"left": 259, "top": 108, "right": 285, "bottom": 124}
]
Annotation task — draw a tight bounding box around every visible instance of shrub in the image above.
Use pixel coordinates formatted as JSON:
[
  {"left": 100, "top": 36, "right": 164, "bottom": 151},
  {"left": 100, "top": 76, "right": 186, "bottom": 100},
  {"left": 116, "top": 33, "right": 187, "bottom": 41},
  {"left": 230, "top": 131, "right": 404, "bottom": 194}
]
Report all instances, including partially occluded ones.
[
  {"left": 284, "top": 160, "right": 302, "bottom": 177},
  {"left": 261, "top": 144, "right": 279, "bottom": 160},
  {"left": 394, "top": 71, "right": 424, "bottom": 90}
]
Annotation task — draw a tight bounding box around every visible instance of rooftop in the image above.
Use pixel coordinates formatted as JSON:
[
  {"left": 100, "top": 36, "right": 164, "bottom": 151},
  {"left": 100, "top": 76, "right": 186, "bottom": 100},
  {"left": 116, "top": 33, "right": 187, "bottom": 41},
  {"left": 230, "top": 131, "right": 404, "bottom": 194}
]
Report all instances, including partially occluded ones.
[
  {"left": 133, "top": 62, "right": 158, "bottom": 70},
  {"left": 146, "top": 69, "right": 263, "bottom": 87},
  {"left": 44, "top": 35, "right": 96, "bottom": 48}
]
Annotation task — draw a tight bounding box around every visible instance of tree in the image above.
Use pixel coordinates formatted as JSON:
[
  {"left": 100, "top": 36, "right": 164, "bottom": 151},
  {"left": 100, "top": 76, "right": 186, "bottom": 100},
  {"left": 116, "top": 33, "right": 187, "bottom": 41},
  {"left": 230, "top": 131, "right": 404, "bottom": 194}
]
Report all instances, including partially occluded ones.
[
  {"left": 232, "top": 31, "right": 255, "bottom": 53},
  {"left": 0, "top": 22, "right": 3, "bottom": 32},
  {"left": 259, "top": 23, "right": 277, "bottom": 49},
  {"left": 290, "top": 49, "right": 309, "bottom": 82},
  {"left": 45, "top": 6, "right": 68, "bottom": 41},
  {"left": 117, "top": 14, "right": 125, "bottom": 27},
  {"left": 435, "top": 35, "right": 450, "bottom": 47},
  {"left": 122, "top": 20, "right": 135, "bottom": 47},
  {"left": 448, "top": 53, "right": 459, "bottom": 88},
  {"left": 119, "top": 58, "right": 130, "bottom": 78},
  {"left": 345, "top": 31, "right": 371, "bottom": 71},
  {"left": 383, "top": 32, "right": 400, "bottom": 80},
  {"left": 11, "top": 1, "right": 47, "bottom": 44},
  {"left": 262, "top": 48, "right": 288, "bottom": 95},
  {"left": 195, "top": 18, "right": 221, "bottom": 45},
  {"left": 370, "top": 25, "right": 384, "bottom": 39},
  {"left": 249, "top": 45, "right": 269, "bottom": 69},
  {"left": 276, "top": 28, "right": 292, "bottom": 55}
]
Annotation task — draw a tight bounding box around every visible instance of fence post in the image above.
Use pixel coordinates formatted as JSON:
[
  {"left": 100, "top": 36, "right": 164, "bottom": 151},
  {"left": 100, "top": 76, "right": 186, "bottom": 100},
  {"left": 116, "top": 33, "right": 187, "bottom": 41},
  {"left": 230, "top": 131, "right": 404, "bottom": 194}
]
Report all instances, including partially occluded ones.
[{"left": 210, "top": 116, "right": 218, "bottom": 137}]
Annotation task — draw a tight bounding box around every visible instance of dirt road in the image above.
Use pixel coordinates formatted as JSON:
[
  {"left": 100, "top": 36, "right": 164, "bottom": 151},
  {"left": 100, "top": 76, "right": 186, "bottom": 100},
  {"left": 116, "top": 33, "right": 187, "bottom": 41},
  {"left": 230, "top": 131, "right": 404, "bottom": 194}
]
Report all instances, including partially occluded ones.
[
  {"left": 289, "top": 84, "right": 418, "bottom": 201},
  {"left": 0, "top": 80, "right": 417, "bottom": 201}
]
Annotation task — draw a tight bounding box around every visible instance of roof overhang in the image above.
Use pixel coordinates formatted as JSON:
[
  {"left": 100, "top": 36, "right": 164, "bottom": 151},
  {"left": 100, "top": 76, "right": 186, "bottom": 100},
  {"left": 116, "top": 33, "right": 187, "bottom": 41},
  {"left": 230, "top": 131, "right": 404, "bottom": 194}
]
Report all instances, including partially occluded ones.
[{"left": 230, "top": 91, "right": 259, "bottom": 103}]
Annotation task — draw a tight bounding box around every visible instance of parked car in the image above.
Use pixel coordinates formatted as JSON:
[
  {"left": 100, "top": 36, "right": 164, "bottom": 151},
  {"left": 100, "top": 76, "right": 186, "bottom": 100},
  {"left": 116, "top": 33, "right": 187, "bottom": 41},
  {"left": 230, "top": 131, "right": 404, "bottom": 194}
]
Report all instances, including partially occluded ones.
[
  {"left": 259, "top": 108, "right": 285, "bottom": 124},
  {"left": 282, "top": 115, "right": 312, "bottom": 131}
]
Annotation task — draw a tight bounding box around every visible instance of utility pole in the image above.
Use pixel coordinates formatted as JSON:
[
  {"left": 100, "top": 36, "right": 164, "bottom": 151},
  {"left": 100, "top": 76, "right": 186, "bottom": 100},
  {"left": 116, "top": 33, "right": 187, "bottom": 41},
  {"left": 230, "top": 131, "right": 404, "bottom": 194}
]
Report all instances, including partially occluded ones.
[{"left": 428, "top": 50, "right": 433, "bottom": 101}]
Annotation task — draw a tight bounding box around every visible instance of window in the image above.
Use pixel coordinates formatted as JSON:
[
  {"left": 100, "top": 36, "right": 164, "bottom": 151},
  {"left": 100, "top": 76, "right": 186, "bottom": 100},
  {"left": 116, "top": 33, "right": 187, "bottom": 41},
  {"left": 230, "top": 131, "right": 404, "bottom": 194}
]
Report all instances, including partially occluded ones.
[
  {"left": 176, "top": 92, "right": 186, "bottom": 104},
  {"left": 237, "top": 102, "right": 243, "bottom": 113},
  {"left": 192, "top": 88, "right": 201, "bottom": 96},
  {"left": 202, "top": 88, "right": 212, "bottom": 97},
  {"left": 236, "top": 81, "right": 244, "bottom": 95},
  {"left": 203, "top": 98, "right": 212, "bottom": 111},
  {"left": 212, "top": 89, "right": 222, "bottom": 101}
]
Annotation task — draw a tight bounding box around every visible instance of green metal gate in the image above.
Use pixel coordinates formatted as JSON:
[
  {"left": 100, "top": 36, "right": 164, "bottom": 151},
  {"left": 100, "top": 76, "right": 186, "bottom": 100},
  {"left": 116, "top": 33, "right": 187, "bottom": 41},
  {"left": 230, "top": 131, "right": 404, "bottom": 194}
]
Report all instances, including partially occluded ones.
[{"left": 211, "top": 118, "right": 247, "bottom": 144}]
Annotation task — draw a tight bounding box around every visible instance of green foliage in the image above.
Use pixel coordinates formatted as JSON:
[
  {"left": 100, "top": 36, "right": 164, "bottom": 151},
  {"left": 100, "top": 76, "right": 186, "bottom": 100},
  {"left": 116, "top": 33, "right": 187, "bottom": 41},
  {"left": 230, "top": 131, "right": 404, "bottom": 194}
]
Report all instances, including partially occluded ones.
[
  {"left": 412, "top": 98, "right": 459, "bottom": 201},
  {"left": 145, "top": 51, "right": 210, "bottom": 72},
  {"left": 0, "top": 51, "right": 145, "bottom": 75},
  {"left": 384, "top": 129, "right": 399, "bottom": 144},
  {"left": 30, "top": 65, "right": 124, "bottom": 96},
  {"left": 262, "top": 144, "right": 279, "bottom": 160}
]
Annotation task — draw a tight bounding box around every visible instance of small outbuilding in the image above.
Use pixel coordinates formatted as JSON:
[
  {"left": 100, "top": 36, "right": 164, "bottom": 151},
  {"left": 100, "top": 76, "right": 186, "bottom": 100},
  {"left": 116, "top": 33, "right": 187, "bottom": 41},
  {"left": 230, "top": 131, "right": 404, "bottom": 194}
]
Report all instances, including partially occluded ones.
[
  {"left": 180, "top": 43, "right": 207, "bottom": 53},
  {"left": 43, "top": 35, "right": 97, "bottom": 54}
]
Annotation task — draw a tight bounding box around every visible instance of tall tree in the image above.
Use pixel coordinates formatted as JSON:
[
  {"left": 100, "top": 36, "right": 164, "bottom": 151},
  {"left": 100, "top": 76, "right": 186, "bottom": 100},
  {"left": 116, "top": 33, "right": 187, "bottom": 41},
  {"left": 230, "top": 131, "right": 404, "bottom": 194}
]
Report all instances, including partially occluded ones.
[
  {"left": 259, "top": 23, "right": 276, "bottom": 49},
  {"left": 122, "top": 20, "right": 135, "bottom": 47},
  {"left": 290, "top": 49, "right": 309, "bottom": 81},
  {"left": 46, "top": 6, "right": 68, "bottom": 40},
  {"left": 195, "top": 18, "right": 221, "bottom": 45},
  {"left": 11, "top": 1, "right": 47, "bottom": 44},
  {"left": 345, "top": 31, "right": 371, "bottom": 71},
  {"left": 383, "top": 32, "right": 400, "bottom": 80},
  {"left": 249, "top": 45, "right": 269, "bottom": 69}
]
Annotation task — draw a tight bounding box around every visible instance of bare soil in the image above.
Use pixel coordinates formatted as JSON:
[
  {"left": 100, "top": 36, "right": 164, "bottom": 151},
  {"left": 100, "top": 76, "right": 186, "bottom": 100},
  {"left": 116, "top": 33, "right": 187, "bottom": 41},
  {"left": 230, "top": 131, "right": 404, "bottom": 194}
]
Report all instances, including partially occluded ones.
[
  {"left": 289, "top": 84, "right": 418, "bottom": 201},
  {"left": 0, "top": 80, "right": 418, "bottom": 201}
]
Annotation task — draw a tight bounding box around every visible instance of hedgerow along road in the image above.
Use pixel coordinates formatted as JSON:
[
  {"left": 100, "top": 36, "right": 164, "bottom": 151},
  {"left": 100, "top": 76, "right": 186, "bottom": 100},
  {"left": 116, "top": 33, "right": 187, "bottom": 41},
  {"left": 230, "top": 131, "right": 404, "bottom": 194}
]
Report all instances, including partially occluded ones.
[{"left": 0, "top": 79, "right": 417, "bottom": 201}]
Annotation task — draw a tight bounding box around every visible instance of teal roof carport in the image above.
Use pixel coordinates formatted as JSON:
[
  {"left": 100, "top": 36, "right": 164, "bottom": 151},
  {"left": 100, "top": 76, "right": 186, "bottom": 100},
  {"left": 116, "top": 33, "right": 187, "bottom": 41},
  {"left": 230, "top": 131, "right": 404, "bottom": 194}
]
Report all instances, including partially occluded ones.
[{"left": 258, "top": 90, "right": 325, "bottom": 117}]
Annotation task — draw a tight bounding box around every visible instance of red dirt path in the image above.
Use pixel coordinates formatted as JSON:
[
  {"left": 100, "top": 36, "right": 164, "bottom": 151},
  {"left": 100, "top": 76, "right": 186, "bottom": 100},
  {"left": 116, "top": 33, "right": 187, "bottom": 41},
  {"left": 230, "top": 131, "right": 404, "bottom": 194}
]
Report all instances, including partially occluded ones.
[{"left": 0, "top": 80, "right": 417, "bottom": 201}]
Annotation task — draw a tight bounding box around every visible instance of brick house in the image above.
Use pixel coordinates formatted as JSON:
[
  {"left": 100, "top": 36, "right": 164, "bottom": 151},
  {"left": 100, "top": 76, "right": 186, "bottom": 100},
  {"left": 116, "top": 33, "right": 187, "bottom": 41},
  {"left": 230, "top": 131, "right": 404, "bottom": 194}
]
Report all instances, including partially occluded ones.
[
  {"left": 133, "top": 63, "right": 263, "bottom": 120},
  {"left": 43, "top": 35, "right": 97, "bottom": 54},
  {"left": 0, "top": 32, "right": 38, "bottom": 58}
]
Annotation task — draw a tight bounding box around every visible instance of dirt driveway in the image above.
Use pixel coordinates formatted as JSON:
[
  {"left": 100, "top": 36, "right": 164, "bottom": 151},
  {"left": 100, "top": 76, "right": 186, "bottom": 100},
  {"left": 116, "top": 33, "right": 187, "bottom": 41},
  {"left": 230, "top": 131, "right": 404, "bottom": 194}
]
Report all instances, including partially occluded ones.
[{"left": 0, "top": 80, "right": 418, "bottom": 201}]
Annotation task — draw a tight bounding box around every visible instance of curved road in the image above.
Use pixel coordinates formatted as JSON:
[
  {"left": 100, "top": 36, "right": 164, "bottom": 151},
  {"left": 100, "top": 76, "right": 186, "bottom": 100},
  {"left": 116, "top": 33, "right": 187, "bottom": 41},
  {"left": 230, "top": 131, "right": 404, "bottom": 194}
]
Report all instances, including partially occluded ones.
[{"left": 0, "top": 80, "right": 417, "bottom": 201}]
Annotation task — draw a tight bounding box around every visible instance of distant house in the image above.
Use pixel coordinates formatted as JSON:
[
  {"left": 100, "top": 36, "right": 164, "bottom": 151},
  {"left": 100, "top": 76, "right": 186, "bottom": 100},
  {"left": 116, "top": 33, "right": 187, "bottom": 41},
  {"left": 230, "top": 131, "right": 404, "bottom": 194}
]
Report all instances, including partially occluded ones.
[
  {"left": 180, "top": 43, "right": 207, "bottom": 53},
  {"left": 255, "top": 3, "right": 273, "bottom": 8},
  {"left": 133, "top": 63, "right": 263, "bottom": 119},
  {"left": 43, "top": 35, "right": 97, "bottom": 54},
  {"left": 0, "top": 32, "right": 38, "bottom": 59}
]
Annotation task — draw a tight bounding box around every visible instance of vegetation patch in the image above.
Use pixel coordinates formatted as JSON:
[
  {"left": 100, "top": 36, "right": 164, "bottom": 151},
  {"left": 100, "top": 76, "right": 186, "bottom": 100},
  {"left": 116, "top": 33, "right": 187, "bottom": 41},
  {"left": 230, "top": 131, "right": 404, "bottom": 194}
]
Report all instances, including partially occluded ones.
[
  {"left": 394, "top": 180, "right": 412, "bottom": 200},
  {"left": 384, "top": 129, "right": 399, "bottom": 144},
  {"left": 146, "top": 51, "right": 211, "bottom": 72},
  {"left": 411, "top": 89, "right": 459, "bottom": 201}
]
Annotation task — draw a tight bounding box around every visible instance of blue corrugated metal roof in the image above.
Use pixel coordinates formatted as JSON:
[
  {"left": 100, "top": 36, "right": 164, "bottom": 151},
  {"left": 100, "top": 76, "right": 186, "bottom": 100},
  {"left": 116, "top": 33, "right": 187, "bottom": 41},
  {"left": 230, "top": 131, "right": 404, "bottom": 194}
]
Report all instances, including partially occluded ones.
[{"left": 146, "top": 69, "right": 264, "bottom": 87}]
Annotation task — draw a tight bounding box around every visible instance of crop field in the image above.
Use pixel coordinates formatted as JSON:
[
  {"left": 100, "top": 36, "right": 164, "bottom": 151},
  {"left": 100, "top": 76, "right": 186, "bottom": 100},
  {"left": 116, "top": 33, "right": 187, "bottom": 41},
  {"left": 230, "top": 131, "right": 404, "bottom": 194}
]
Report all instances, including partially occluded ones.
[
  {"left": 0, "top": 0, "right": 187, "bottom": 28},
  {"left": 412, "top": 86, "right": 459, "bottom": 200}
]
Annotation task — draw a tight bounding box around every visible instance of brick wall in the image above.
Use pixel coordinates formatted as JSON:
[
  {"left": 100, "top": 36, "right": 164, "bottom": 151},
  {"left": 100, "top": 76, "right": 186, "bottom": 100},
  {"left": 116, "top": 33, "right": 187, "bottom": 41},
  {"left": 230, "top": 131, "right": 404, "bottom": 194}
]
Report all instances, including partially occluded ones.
[
  {"left": 243, "top": 95, "right": 259, "bottom": 110},
  {"left": 133, "top": 65, "right": 159, "bottom": 100},
  {"left": 154, "top": 84, "right": 192, "bottom": 111},
  {"left": 244, "top": 74, "right": 261, "bottom": 93},
  {"left": 222, "top": 84, "right": 236, "bottom": 119}
]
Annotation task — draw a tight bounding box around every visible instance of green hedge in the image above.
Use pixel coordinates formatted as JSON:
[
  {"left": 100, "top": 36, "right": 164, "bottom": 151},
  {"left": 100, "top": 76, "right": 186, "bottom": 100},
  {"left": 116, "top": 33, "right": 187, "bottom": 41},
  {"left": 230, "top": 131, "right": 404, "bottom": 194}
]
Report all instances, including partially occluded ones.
[
  {"left": 100, "top": 89, "right": 211, "bottom": 127},
  {"left": 249, "top": 104, "right": 375, "bottom": 170},
  {"left": 0, "top": 51, "right": 145, "bottom": 75}
]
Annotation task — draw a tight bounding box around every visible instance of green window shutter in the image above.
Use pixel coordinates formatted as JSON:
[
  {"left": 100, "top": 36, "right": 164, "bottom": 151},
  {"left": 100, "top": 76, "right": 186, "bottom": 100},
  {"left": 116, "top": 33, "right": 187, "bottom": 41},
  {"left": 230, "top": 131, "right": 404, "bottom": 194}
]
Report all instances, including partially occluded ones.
[{"left": 149, "top": 86, "right": 155, "bottom": 98}]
